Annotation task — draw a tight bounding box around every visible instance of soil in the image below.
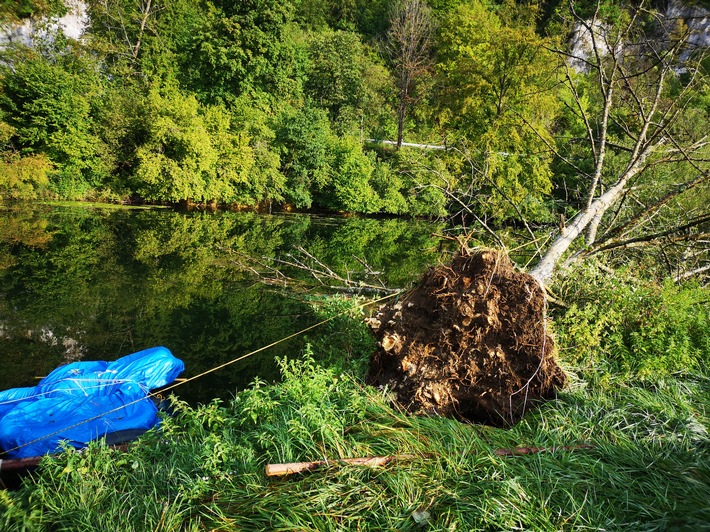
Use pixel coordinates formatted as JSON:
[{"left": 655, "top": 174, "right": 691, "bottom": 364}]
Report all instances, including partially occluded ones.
[{"left": 366, "top": 248, "right": 566, "bottom": 426}]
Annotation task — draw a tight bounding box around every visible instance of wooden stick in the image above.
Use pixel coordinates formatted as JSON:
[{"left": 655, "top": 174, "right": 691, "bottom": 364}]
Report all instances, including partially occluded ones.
[
  {"left": 0, "top": 456, "right": 43, "bottom": 472},
  {"left": 265, "top": 454, "right": 419, "bottom": 477},
  {"left": 265, "top": 445, "right": 595, "bottom": 477},
  {"left": 0, "top": 444, "right": 131, "bottom": 474}
]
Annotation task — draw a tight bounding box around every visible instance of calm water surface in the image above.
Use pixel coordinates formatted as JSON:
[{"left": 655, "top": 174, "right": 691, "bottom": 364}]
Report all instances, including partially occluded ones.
[{"left": 0, "top": 204, "right": 444, "bottom": 403}]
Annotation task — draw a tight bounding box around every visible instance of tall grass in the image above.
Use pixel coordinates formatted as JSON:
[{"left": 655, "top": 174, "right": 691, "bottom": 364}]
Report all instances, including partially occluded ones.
[{"left": 1, "top": 280, "right": 708, "bottom": 531}]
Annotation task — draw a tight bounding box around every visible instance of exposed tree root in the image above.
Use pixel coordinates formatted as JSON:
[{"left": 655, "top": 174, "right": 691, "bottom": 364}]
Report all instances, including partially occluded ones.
[{"left": 366, "top": 248, "right": 566, "bottom": 426}]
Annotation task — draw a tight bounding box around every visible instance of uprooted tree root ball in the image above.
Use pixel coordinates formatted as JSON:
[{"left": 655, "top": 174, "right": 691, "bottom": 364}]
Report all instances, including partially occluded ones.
[{"left": 366, "top": 248, "right": 566, "bottom": 426}]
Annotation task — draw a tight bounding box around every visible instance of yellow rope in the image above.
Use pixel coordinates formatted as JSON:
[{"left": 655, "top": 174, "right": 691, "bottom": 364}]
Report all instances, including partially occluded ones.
[{"left": 1, "top": 291, "right": 401, "bottom": 459}]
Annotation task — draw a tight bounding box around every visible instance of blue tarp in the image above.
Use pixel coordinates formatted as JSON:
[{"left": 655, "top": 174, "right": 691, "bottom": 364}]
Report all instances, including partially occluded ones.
[{"left": 0, "top": 346, "right": 184, "bottom": 459}]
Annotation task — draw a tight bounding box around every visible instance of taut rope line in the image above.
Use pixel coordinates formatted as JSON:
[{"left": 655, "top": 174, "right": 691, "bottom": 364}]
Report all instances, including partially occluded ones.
[{"left": 1, "top": 291, "right": 402, "bottom": 458}]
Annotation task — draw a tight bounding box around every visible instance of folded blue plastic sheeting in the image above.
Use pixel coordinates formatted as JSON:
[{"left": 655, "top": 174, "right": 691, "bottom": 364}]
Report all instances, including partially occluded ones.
[{"left": 0, "top": 346, "right": 184, "bottom": 459}]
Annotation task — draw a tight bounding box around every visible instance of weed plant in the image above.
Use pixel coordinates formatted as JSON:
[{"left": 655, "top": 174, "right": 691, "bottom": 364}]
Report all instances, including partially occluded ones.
[
  {"left": 553, "top": 263, "right": 709, "bottom": 381},
  {"left": 1, "top": 282, "right": 708, "bottom": 531}
]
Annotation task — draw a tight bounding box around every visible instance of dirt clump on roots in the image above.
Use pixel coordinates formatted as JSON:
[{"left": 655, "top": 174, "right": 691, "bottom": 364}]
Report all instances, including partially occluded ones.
[{"left": 366, "top": 248, "right": 566, "bottom": 426}]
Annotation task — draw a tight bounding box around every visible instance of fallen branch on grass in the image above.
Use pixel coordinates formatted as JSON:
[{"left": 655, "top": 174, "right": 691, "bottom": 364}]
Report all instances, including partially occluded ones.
[
  {"left": 265, "top": 445, "right": 595, "bottom": 477},
  {"left": 265, "top": 454, "right": 420, "bottom": 477}
]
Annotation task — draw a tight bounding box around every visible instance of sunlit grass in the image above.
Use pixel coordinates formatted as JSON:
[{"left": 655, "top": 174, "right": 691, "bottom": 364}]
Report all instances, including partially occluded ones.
[{"left": 2, "top": 355, "right": 707, "bottom": 531}]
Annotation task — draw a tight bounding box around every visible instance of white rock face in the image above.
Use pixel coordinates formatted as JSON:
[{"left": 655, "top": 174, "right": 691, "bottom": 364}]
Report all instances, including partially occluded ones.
[
  {"left": 0, "top": 0, "right": 88, "bottom": 46},
  {"left": 60, "top": 0, "right": 88, "bottom": 40},
  {"left": 666, "top": 0, "right": 710, "bottom": 61},
  {"left": 568, "top": 1, "right": 710, "bottom": 72},
  {"left": 567, "top": 19, "right": 619, "bottom": 72}
]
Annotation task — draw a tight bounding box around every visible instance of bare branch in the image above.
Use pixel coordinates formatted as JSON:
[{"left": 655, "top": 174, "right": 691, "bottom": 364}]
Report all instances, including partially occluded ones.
[
  {"left": 383, "top": 0, "right": 435, "bottom": 149},
  {"left": 587, "top": 215, "right": 710, "bottom": 254},
  {"left": 674, "top": 264, "right": 710, "bottom": 282},
  {"left": 599, "top": 171, "right": 710, "bottom": 243}
]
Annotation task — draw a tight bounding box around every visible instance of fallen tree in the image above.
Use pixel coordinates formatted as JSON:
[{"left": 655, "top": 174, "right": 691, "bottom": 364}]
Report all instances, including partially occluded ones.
[
  {"left": 528, "top": 0, "right": 709, "bottom": 284},
  {"left": 364, "top": 2, "right": 708, "bottom": 425}
]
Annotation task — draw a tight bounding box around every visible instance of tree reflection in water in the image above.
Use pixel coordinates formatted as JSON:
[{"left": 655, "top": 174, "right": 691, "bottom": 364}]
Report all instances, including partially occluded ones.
[{"left": 0, "top": 205, "right": 444, "bottom": 403}]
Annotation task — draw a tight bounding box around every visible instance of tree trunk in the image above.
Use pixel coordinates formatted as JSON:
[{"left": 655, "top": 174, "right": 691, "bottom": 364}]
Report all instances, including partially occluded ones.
[
  {"left": 525, "top": 1, "right": 708, "bottom": 284},
  {"left": 530, "top": 179, "right": 630, "bottom": 283}
]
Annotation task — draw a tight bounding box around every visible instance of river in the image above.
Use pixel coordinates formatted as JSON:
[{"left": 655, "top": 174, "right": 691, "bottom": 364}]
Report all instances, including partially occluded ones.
[{"left": 0, "top": 204, "right": 445, "bottom": 404}]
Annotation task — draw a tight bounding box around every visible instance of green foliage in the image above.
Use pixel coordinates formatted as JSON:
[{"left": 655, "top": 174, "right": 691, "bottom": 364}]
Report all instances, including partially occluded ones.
[
  {"left": 0, "top": 52, "right": 108, "bottom": 198},
  {"left": 180, "top": 0, "right": 295, "bottom": 103},
  {"left": 561, "top": 0, "right": 626, "bottom": 23},
  {"left": 133, "top": 84, "right": 216, "bottom": 202},
  {"left": 554, "top": 263, "right": 710, "bottom": 381},
  {"left": 0, "top": 0, "right": 65, "bottom": 22},
  {"left": 304, "top": 295, "right": 378, "bottom": 377},
  {"left": 201, "top": 104, "right": 258, "bottom": 204},
  {"left": 390, "top": 149, "right": 452, "bottom": 217},
  {"left": 234, "top": 354, "right": 371, "bottom": 459},
  {"left": 370, "top": 160, "right": 409, "bottom": 214},
  {"left": 435, "top": 0, "right": 559, "bottom": 220},
  {"left": 0, "top": 121, "right": 52, "bottom": 200},
  {"left": 85, "top": 0, "right": 204, "bottom": 82},
  {"left": 89, "top": 81, "right": 147, "bottom": 195},
  {"left": 321, "top": 137, "right": 382, "bottom": 213},
  {"left": 275, "top": 103, "right": 448, "bottom": 214},
  {"left": 304, "top": 29, "right": 393, "bottom": 137},
  {"left": 275, "top": 105, "right": 334, "bottom": 209},
  {"left": 223, "top": 94, "right": 286, "bottom": 206},
  {"left": 0, "top": 0, "right": 706, "bottom": 223},
  {"left": 305, "top": 30, "right": 367, "bottom": 126},
  {"left": 132, "top": 83, "right": 271, "bottom": 204},
  {"left": 295, "top": 0, "right": 393, "bottom": 36},
  {"left": 0, "top": 152, "right": 52, "bottom": 201}
]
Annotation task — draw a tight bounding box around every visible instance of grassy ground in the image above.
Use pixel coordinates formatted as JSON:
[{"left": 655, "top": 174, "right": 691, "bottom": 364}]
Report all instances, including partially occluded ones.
[{"left": 1, "top": 269, "right": 708, "bottom": 531}]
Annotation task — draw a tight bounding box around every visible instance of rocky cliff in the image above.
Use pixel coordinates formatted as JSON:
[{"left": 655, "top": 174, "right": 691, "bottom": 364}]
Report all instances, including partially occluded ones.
[{"left": 569, "top": 1, "right": 710, "bottom": 71}]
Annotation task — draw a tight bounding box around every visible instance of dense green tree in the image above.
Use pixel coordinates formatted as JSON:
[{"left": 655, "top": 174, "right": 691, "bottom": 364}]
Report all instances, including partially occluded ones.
[
  {"left": 304, "top": 30, "right": 393, "bottom": 136},
  {"left": 85, "top": 0, "right": 159, "bottom": 74},
  {"left": 369, "top": 160, "right": 409, "bottom": 214},
  {"left": 89, "top": 80, "right": 149, "bottom": 195},
  {"left": 228, "top": 95, "right": 286, "bottom": 207},
  {"left": 132, "top": 84, "right": 216, "bottom": 202},
  {"left": 85, "top": 0, "right": 203, "bottom": 81},
  {"left": 295, "top": 0, "right": 393, "bottom": 36},
  {"left": 275, "top": 105, "right": 335, "bottom": 209},
  {"left": 305, "top": 31, "right": 368, "bottom": 128},
  {"left": 317, "top": 136, "right": 382, "bottom": 213},
  {"left": 179, "top": 0, "right": 294, "bottom": 104},
  {"left": 132, "top": 83, "right": 269, "bottom": 204},
  {"left": 435, "top": 0, "right": 560, "bottom": 220},
  {"left": 275, "top": 104, "right": 406, "bottom": 213},
  {"left": 0, "top": 50, "right": 108, "bottom": 198},
  {"left": 0, "top": 121, "right": 52, "bottom": 199},
  {"left": 0, "top": 0, "right": 65, "bottom": 21},
  {"left": 200, "top": 104, "right": 256, "bottom": 204}
]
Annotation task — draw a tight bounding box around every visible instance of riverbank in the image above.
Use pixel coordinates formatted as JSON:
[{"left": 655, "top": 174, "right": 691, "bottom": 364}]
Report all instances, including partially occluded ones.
[{"left": 1, "top": 268, "right": 709, "bottom": 530}]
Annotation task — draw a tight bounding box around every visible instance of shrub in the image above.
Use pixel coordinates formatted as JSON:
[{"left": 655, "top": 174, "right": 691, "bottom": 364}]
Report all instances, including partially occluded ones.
[
  {"left": 553, "top": 263, "right": 709, "bottom": 381},
  {"left": 303, "top": 295, "right": 378, "bottom": 377}
]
